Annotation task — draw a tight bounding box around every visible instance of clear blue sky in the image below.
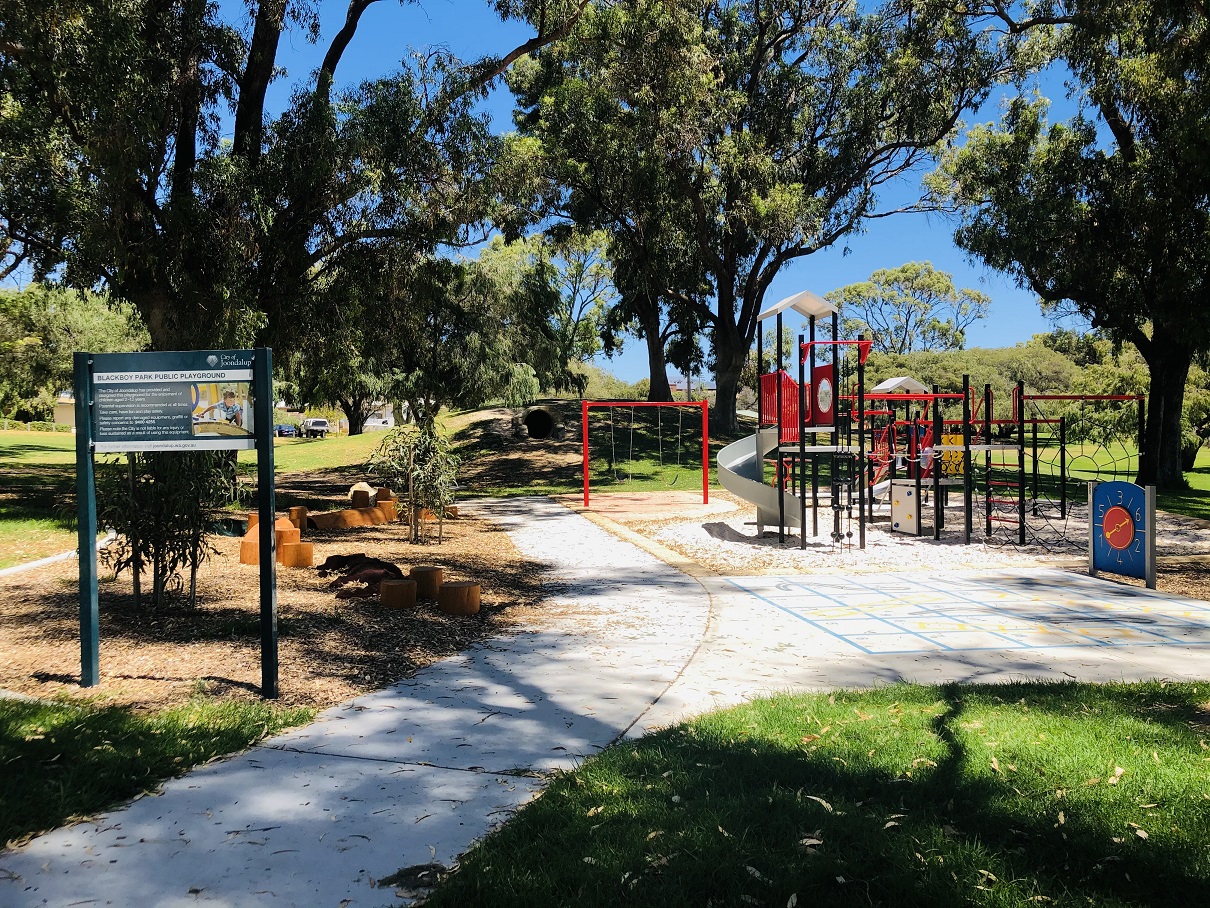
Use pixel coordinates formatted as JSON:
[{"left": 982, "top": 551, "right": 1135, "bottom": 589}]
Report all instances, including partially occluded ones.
[{"left": 23, "top": 2, "right": 1062, "bottom": 380}]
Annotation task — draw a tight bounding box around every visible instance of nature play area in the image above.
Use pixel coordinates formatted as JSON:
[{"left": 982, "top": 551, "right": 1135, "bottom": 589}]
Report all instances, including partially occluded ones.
[{"left": 4, "top": 1, "right": 1210, "bottom": 907}]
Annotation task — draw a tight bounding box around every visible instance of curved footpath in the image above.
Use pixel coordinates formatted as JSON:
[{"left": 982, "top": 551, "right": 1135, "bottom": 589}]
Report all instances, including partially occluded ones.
[
  {"left": 0, "top": 498, "right": 712, "bottom": 908},
  {"left": 7, "top": 497, "right": 1210, "bottom": 906}
]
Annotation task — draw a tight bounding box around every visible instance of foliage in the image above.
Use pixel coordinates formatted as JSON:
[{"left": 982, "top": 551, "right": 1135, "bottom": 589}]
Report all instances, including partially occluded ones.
[
  {"left": 368, "top": 425, "right": 461, "bottom": 543},
  {"left": 510, "top": 0, "right": 999, "bottom": 427},
  {"left": 826, "top": 262, "right": 990, "bottom": 354},
  {"left": 96, "top": 452, "right": 245, "bottom": 607},
  {"left": 0, "top": 1, "right": 593, "bottom": 354},
  {"left": 425, "top": 681, "right": 1210, "bottom": 908},
  {"left": 0, "top": 697, "right": 313, "bottom": 847},
  {"left": 0, "top": 284, "right": 147, "bottom": 420},
  {"left": 933, "top": 1, "right": 1210, "bottom": 489}
]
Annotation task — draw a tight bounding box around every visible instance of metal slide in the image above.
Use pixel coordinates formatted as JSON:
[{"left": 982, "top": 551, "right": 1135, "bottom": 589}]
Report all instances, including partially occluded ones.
[{"left": 717, "top": 428, "right": 805, "bottom": 534}]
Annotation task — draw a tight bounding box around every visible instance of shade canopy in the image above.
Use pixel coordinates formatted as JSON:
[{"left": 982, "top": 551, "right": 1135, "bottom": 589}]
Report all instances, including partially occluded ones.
[
  {"left": 756, "top": 289, "right": 837, "bottom": 323},
  {"left": 869, "top": 376, "right": 930, "bottom": 395}
]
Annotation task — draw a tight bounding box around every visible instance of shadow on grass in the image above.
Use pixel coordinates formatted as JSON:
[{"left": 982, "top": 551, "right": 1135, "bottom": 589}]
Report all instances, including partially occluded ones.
[
  {"left": 0, "top": 698, "right": 312, "bottom": 846},
  {"left": 425, "top": 682, "right": 1210, "bottom": 908}
]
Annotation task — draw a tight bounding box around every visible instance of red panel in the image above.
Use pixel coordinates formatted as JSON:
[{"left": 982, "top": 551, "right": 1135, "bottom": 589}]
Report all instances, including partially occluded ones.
[
  {"left": 812, "top": 364, "right": 835, "bottom": 426},
  {"left": 759, "top": 371, "right": 801, "bottom": 443}
]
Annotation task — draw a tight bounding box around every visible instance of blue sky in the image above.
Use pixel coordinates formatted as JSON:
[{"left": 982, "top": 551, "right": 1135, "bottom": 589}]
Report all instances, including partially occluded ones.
[
  {"left": 255, "top": 0, "right": 1063, "bottom": 380},
  {"left": 18, "top": 2, "right": 1067, "bottom": 381}
]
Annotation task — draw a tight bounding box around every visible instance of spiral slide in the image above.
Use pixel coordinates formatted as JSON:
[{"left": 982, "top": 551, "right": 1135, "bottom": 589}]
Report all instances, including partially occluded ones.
[
  {"left": 718, "top": 431, "right": 893, "bottom": 534},
  {"left": 716, "top": 428, "right": 806, "bottom": 535}
]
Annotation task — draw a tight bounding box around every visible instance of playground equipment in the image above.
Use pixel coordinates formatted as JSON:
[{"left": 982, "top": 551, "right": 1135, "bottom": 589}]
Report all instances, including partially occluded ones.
[
  {"left": 723, "top": 288, "right": 1147, "bottom": 551},
  {"left": 580, "top": 399, "right": 710, "bottom": 507}
]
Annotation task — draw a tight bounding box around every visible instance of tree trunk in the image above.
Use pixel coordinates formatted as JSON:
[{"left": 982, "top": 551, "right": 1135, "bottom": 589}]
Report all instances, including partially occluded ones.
[
  {"left": 712, "top": 323, "right": 749, "bottom": 433},
  {"left": 1139, "top": 331, "right": 1192, "bottom": 491},
  {"left": 640, "top": 307, "right": 673, "bottom": 401}
]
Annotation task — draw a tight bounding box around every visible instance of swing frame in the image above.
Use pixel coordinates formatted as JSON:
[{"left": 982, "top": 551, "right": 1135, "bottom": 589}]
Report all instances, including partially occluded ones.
[{"left": 581, "top": 399, "right": 710, "bottom": 507}]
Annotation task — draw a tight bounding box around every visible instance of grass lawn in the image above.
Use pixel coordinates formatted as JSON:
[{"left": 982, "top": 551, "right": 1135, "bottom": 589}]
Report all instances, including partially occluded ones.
[
  {"left": 0, "top": 431, "right": 81, "bottom": 568},
  {"left": 0, "top": 696, "right": 314, "bottom": 846},
  {"left": 426, "top": 682, "right": 1210, "bottom": 908}
]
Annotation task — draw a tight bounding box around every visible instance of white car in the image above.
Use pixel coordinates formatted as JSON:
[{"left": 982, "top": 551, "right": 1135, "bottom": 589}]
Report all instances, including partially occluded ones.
[
  {"left": 363, "top": 418, "right": 392, "bottom": 430},
  {"left": 302, "top": 418, "right": 329, "bottom": 439}
]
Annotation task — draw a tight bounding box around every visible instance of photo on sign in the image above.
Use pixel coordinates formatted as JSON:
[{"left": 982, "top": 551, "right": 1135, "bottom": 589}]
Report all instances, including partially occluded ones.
[{"left": 191, "top": 382, "right": 254, "bottom": 438}]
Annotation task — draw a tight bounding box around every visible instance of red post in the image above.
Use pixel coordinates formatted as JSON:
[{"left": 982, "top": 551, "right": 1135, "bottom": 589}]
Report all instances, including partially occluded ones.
[
  {"left": 582, "top": 398, "right": 590, "bottom": 507},
  {"left": 701, "top": 399, "right": 709, "bottom": 504}
]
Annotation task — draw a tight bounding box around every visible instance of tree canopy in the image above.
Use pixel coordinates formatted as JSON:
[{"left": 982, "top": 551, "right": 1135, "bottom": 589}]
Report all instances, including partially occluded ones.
[
  {"left": 934, "top": 0, "right": 1210, "bottom": 488},
  {"left": 510, "top": 0, "right": 998, "bottom": 428},
  {"left": 826, "top": 262, "right": 990, "bottom": 355}
]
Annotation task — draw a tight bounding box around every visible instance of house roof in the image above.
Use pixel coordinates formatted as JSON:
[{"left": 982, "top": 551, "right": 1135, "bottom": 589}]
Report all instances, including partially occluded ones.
[{"left": 756, "top": 289, "right": 837, "bottom": 323}]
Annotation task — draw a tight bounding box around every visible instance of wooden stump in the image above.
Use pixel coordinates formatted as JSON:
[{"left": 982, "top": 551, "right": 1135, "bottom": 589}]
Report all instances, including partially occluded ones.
[
  {"left": 275, "top": 526, "right": 301, "bottom": 560},
  {"left": 351, "top": 489, "right": 372, "bottom": 509},
  {"left": 279, "top": 541, "right": 314, "bottom": 568},
  {"left": 375, "top": 487, "right": 394, "bottom": 503},
  {"left": 247, "top": 512, "right": 259, "bottom": 529},
  {"left": 380, "top": 578, "right": 418, "bottom": 609},
  {"left": 239, "top": 539, "right": 259, "bottom": 565},
  {"left": 410, "top": 565, "right": 443, "bottom": 599},
  {"left": 288, "top": 506, "right": 308, "bottom": 531},
  {"left": 438, "top": 581, "right": 481, "bottom": 616},
  {"left": 377, "top": 499, "right": 398, "bottom": 521}
]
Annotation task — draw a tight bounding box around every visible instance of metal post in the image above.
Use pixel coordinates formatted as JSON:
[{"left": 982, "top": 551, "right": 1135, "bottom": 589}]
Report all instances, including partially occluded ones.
[
  {"left": 962, "top": 374, "right": 972, "bottom": 545},
  {"left": 73, "top": 352, "right": 99, "bottom": 687},
  {"left": 1060, "top": 415, "right": 1068, "bottom": 519},
  {"left": 1137, "top": 396, "right": 1146, "bottom": 484},
  {"left": 1017, "top": 379, "right": 1026, "bottom": 544},
  {"left": 984, "top": 383, "right": 993, "bottom": 538},
  {"left": 857, "top": 335, "right": 866, "bottom": 549},
  {"left": 701, "top": 400, "right": 710, "bottom": 505},
  {"left": 776, "top": 313, "right": 784, "bottom": 542},
  {"left": 254, "top": 348, "right": 279, "bottom": 699},
  {"left": 798, "top": 334, "right": 806, "bottom": 549},
  {"left": 932, "top": 385, "right": 942, "bottom": 539},
  {"left": 582, "top": 399, "right": 590, "bottom": 507},
  {"left": 1031, "top": 416, "right": 1039, "bottom": 517},
  {"left": 1145, "top": 484, "right": 1156, "bottom": 589},
  {"left": 809, "top": 315, "right": 818, "bottom": 536}
]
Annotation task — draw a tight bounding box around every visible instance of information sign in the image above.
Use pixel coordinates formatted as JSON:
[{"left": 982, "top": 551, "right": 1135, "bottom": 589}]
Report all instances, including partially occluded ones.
[{"left": 91, "top": 350, "right": 256, "bottom": 452}]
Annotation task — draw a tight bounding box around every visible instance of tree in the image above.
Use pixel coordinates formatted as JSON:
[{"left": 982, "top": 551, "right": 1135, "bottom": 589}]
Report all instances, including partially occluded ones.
[
  {"left": 0, "top": 0, "right": 594, "bottom": 353},
  {"left": 476, "top": 230, "right": 618, "bottom": 394},
  {"left": 934, "top": 1, "right": 1210, "bottom": 489},
  {"left": 510, "top": 0, "right": 998, "bottom": 429},
  {"left": 826, "top": 262, "right": 990, "bottom": 355},
  {"left": 0, "top": 284, "right": 147, "bottom": 419}
]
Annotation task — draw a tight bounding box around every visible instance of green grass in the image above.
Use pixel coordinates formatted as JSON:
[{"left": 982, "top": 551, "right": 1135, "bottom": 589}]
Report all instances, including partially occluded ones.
[
  {"left": 0, "top": 430, "right": 81, "bottom": 567},
  {"left": 426, "top": 682, "right": 1210, "bottom": 908},
  {"left": 0, "top": 696, "right": 314, "bottom": 846}
]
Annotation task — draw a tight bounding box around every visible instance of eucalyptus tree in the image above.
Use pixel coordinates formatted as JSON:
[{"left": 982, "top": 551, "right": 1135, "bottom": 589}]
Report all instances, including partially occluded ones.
[
  {"left": 825, "top": 262, "right": 990, "bottom": 355},
  {"left": 0, "top": 0, "right": 593, "bottom": 352},
  {"left": 510, "top": 0, "right": 998, "bottom": 428},
  {"left": 935, "top": 0, "right": 1210, "bottom": 488}
]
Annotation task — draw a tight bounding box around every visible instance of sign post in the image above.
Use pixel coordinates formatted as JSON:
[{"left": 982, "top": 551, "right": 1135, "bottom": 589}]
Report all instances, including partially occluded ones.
[{"left": 73, "top": 348, "right": 279, "bottom": 696}]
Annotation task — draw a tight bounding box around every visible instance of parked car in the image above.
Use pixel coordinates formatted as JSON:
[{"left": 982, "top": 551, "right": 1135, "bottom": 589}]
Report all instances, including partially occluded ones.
[
  {"left": 302, "top": 417, "right": 329, "bottom": 439},
  {"left": 274, "top": 424, "right": 298, "bottom": 437},
  {"left": 363, "top": 418, "right": 392, "bottom": 430}
]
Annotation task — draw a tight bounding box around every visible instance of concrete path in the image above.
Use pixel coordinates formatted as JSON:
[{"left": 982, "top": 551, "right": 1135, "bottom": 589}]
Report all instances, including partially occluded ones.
[
  {"left": 0, "top": 498, "right": 710, "bottom": 907},
  {"left": 5, "top": 498, "right": 1210, "bottom": 907}
]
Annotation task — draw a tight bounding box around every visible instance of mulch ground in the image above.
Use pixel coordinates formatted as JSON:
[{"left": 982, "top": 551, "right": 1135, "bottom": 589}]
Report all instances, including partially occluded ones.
[{"left": 0, "top": 470, "right": 551, "bottom": 712}]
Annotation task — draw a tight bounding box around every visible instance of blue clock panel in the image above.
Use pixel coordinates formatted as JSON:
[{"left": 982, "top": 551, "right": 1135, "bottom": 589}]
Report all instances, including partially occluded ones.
[{"left": 1091, "top": 481, "right": 1148, "bottom": 580}]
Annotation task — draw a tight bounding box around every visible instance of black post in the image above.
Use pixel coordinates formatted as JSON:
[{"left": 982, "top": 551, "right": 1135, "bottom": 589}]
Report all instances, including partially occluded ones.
[
  {"left": 799, "top": 334, "right": 807, "bottom": 549},
  {"left": 776, "top": 313, "right": 784, "bottom": 543},
  {"left": 984, "top": 383, "right": 993, "bottom": 538},
  {"left": 128, "top": 453, "right": 141, "bottom": 608},
  {"left": 254, "top": 347, "right": 279, "bottom": 699},
  {"left": 1017, "top": 379, "right": 1026, "bottom": 545},
  {"left": 809, "top": 316, "right": 818, "bottom": 536},
  {"left": 1060, "top": 415, "right": 1068, "bottom": 519},
  {"left": 73, "top": 352, "right": 99, "bottom": 687},
  {"left": 932, "top": 385, "right": 942, "bottom": 539},
  {"left": 962, "top": 374, "right": 972, "bottom": 545},
  {"left": 1031, "top": 416, "right": 1039, "bottom": 516},
  {"left": 857, "top": 335, "right": 866, "bottom": 549},
  {"left": 1137, "top": 395, "right": 1146, "bottom": 483}
]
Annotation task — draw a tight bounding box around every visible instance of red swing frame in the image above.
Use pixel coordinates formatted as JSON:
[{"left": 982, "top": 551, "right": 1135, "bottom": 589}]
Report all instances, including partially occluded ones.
[{"left": 580, "top": 400, "right": 710, "bottom": 507}]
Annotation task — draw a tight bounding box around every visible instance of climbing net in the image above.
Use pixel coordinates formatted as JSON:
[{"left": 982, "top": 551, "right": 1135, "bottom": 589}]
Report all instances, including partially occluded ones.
[
  {"left": 580, "top": 400, "right": 710, "bottom": 506},
  {"left": 986, "top": 393, "right": 1144, "bottom": 552}
]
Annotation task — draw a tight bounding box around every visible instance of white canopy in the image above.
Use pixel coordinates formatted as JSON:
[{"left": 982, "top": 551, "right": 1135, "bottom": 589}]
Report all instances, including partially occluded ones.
[
  {"left": 756, "top": 289, "right": 837, "bottom": 323},
  {"left": 869, "top": 376, "right": 930, "bottom": 395}
]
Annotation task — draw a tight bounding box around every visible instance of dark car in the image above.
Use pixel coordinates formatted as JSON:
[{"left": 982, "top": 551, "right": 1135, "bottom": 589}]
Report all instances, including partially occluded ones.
[{"left": 274, "top": 424, "right": 298, "bottom": 437}]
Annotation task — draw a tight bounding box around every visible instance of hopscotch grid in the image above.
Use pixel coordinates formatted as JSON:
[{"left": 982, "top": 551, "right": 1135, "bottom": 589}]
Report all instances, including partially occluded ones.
[{"left": 725, "top": 572, "right": 1210, "bottom": 654}]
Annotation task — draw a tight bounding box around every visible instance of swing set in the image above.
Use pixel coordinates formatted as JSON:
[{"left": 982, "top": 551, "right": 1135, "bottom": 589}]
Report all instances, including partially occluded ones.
[{"left": 580, "top": 399, "right": 710, "bottom": 507}]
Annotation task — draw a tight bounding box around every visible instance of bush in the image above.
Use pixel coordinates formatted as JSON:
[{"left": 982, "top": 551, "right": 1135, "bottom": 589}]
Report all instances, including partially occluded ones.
[{"left": 368, "top": 425, "right": 460, "bottom": 543}]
